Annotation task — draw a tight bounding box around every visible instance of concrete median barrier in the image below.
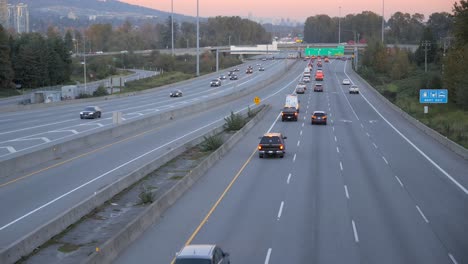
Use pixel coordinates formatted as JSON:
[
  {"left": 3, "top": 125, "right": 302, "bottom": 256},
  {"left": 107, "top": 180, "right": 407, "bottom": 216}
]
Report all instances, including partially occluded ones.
[
  {"left": 83, "top": 104, "right": 270, "bottom": 264},
  {"left": 353, "top": 69, "right": 468, "bottom": 160},
  {"left": 1, "top": 60, "right": 297, "bottom": 179}
]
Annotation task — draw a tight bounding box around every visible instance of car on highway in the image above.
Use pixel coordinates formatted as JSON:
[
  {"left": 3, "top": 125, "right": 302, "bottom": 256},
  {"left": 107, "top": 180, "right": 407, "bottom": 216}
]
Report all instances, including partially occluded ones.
[
  {"left": 314, "top": 83, "right": 324, "bottom": 92},
  {"left": 227, "top": 71, "right": 234, "bottom": 76},
  {"left": 219, "top": 75, "right": 227, "bottom": 80},
  {"left": 175, "top": 244, "right": 230, "bottom": 264},
  {"left": 296, "top": 82, "right": 307, "bottom": 90},
  {"left": 80, "top": 106, "right": 102, "bottom": 119},
  {"left": 315, "top": 71, "right": 324, "bottom": 81},
  {"left": 303, "top": 76, "right": 311, "bottom": 83},
  {"left": 258, "top": 132, "right": 287, "bottom": 158},
  {"left": 282, "top": 107, "right": 299, "bottom": 121},
  {"left": 296, "top": 86, "right": 305, "bottom": 94},
  {"left": 311, "top": 111, "right": 327, "bottom": 125},
  {"left": 285, "top": 94, "right": 300, "bottom": 112},
  {"left": 324, "top": 57, "right": 330, "bottom": 62},
  {"left": 169, "top": 89, "right": 183, "bottom": 97},
  {"left": 246, "top": 67, "right": 253, "bottom": 74},
  {"left": 229, "top": 74, "right": 238, "bottom": 80},
  {"left": 317, "top": 61, "right": 323, "bottom": 67},
  {"left": 210, "top": 79, "right": 221, "bottom": 87},
  {"left": 342, "top": 79, "right": 351, "bottom": 85},
  {"left": 349, "top": 84, "right": 360, "bottom": 94},
  {"left": 234, "top": 67, "right": 240, "bottom": 72},
  {"left": 259, "top": 67, "right": 265, "bottom": 71},
  {"left": 262, "top": 57, "right": 267, "bottom": 61}
]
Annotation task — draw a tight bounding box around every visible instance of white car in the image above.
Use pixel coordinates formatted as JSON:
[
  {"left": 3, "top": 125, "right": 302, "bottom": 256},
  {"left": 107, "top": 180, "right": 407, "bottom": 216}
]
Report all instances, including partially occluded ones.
[
  {"left": 342, "top": 79, "right": 351, "bottom": 85},
  {"left": 349, "top": 85, "right": 359, "bottom": 94},
  {"left": 303, "top": 76, "right": 311, "bottom": 83}
]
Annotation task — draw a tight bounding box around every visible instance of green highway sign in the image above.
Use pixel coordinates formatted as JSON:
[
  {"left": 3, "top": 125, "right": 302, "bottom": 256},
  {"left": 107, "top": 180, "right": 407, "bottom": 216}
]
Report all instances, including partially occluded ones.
[{"left": 305, "top": 46, "right": 344, "bottom": 56}]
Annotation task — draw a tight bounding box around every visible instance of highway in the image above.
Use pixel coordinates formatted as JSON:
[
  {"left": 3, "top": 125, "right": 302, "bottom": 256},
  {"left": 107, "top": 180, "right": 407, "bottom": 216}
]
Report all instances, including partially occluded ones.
[
  {"left": 114, "top": 59, "right": 468, "bottom": 264},
  {"left": 0, "top": 60, "right": 281, "bottom": 162},
  {"left": 0, "top": 58, "right": 299, "bottom": 250}
]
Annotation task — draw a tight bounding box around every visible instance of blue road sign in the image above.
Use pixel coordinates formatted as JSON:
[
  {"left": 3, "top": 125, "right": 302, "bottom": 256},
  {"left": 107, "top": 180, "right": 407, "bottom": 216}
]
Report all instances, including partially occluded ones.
[{"left": 420, "top": 89, "right": 448, "bottom": 104}]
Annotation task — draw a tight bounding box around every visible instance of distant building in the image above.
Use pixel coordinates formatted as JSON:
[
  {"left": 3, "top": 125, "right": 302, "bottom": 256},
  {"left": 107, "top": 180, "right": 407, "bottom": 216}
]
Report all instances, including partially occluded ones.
[
  {"left": 7, "top": 2, "right": 29, "bottom": 33},
  {"left": 0, "top": 0, "right": 7, "bottom": 28}
]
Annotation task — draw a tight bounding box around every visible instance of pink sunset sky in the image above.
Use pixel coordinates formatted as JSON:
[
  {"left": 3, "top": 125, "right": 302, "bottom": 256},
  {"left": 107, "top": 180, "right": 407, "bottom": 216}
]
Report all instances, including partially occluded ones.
[{"left": 121, "top": 0, "right": 454, "bottom": 21}]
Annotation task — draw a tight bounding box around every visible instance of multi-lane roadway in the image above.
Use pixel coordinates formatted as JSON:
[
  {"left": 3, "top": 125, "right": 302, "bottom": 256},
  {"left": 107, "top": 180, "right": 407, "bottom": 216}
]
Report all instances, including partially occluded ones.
[
  {"left": 113, "top": 59, "right": 468, "bottom": 264},
  {"left": 0, "top": 58, "right": 296, "bottom": 250}
]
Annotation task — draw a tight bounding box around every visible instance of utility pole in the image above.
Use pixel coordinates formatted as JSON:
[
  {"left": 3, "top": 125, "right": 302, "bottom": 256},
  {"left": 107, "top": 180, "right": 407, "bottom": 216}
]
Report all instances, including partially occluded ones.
[
  {"left": 196, "top": 0, "right": 199, "bottom": 76},
  {"left": 171, "top": 0, "right": 174, "bottom": 56},
  {"left": 422, "top": 40, "right": 431, "bottom": 73},
  {"left": 338, "top": 6, "right": 341, "bottom": 44}
]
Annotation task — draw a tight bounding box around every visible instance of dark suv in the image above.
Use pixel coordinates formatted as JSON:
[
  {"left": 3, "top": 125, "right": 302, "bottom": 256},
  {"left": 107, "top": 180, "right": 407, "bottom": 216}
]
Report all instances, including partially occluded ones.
[
  {"left": 281, "top": 107, "right": 298, "bottom": 121},
  {"left": 175, "top": 244, "right": 230, "bottom": 264},
  {"left": 258, "top": 133, "right": 287, "bottom": 158}
]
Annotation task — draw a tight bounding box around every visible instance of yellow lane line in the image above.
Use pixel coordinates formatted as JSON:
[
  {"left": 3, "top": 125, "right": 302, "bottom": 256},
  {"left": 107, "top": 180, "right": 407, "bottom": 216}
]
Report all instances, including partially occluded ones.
[{"left": 171, "top": 147, "right": 257, "bottom": 263}]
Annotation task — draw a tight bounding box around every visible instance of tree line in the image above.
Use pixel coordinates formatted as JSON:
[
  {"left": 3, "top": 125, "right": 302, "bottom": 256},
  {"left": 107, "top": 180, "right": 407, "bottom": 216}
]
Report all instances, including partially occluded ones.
[
  {"left": 303, "top": 11, "right": 453, "bottom": 45},
  {"left": 0, "top": 26, "right": 72, "bottom": 90}
]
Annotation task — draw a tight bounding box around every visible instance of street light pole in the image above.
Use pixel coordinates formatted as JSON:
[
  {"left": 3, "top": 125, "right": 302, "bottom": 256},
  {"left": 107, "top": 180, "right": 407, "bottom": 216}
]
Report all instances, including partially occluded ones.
[
  {"left": 196, "top": 0, "right": 199, "bottom": 76},
  {"left": 228, "top": 35, "right": 231, "bottom": 46},
  {"left": 171, "top": 0, "right": 174, "bottom": 56},
  {"left": 83, "top": 32, "right": 87, "bottom": 94},
  {"left": 338, "top": 6, "right": 341, "bottom": 44},
  {"left": 381, "top": 0, "right": 385, "bottom": 43}
]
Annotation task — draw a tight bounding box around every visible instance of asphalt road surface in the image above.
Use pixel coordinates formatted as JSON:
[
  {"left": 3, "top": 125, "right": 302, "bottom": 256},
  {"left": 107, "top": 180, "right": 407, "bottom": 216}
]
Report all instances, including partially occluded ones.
[
  {"left": 0, "top": 59, "right": 300, "bottom": 250},
  {"left": 114, "top": 59, "right": 468, "bottom": 264}
]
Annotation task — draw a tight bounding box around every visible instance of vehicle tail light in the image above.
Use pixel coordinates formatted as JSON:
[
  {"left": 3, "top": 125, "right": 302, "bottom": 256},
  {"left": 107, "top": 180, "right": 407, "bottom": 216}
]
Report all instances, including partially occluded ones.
[
  {"left": 258, "top": 145, "right": 262, "bottom": 150},
  {"left": 312, "top": 115, "right": 316, "bottom": 119},
  {"left": 279, "top": 144, "right": 284, "bottom": 150},
  {"left": 281, "top": 112, "right": 284, "bottom": 116},
  {"left": 294, "top": 112, "right": 298, "bottom": 116},
  {"left": 323, "top": 116, "right": 327, "bottom": 119}
]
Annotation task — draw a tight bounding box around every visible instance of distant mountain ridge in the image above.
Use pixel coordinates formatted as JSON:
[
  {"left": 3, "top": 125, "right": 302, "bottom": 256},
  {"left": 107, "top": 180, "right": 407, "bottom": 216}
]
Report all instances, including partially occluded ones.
[{"left": 8, "top": 0, "right": 194, "bottom": 22}]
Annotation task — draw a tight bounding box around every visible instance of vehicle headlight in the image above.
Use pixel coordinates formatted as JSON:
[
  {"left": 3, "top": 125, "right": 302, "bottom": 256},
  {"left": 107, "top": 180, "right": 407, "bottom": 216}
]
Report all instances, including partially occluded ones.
[
  {"left": 80, "top": 112, "right": 83, "bottom": 114},
  {"left": 89, "top": 112, "right": 94, "bottom": 115}
]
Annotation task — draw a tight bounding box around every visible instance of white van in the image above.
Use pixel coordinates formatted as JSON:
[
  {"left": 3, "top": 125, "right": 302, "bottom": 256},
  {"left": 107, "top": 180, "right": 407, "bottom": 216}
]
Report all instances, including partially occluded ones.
[{"left": 285, "top": 94, "right": 300, "bottom": 112}]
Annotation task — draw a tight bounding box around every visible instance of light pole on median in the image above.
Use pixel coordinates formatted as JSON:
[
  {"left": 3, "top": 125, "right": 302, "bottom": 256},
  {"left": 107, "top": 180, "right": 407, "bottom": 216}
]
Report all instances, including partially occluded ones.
[
  {"left": 338, "top": 6, "right": 341, "bottom": 44},
  {"left": 196, "top": 0, "right": 200, "bottom": 76},
  {"left": 171, "top": 0, "right": 174, "bottom": 56},
  {"left": 83, "top": 32, "right": 87, "bottom": 94}
]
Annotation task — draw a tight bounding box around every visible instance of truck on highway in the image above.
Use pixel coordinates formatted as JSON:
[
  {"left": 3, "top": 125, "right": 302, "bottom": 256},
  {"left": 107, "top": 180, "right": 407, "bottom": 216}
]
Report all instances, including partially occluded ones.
[{"left": 285, "top": 94, "right": 300, "bottom": 112}]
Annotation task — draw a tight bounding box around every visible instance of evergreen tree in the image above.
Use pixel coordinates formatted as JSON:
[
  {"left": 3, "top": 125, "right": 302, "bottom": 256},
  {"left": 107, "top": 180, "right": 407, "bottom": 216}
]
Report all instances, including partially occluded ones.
[{"left": 0, "top": 25, "right": 13, "bottom": 90}]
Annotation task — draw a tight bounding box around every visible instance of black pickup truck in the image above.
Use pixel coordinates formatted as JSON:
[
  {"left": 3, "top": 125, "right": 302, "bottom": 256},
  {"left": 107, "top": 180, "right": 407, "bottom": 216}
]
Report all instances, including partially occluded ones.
[
  {"left": 258, "top": 133, "right": 287, "bottom": 158},
  {"left": 281, "top": 107, "right": 298, "bottom": 121}
]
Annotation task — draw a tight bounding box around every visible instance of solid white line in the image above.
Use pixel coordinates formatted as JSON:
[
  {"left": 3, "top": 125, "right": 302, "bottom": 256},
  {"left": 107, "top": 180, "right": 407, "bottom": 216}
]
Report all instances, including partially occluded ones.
[
  {"left": 277, "top": 201, "right": 284, "bottom": 219},
  {"left": 0, "top": 119, "right": 77, "bottom": 136},
  {"left": 336, "top": 147, "right": 340, "bottom": 153},
  {"left": 340, "top": 162, "right": 343, "bottom": 171},
  {"left": 344, "top": 185, "right": 350, "bottom": 199},
  {"left": 449, "top": 253, "right": 458, "bottom": 264},
  {"left": 287, "top": 173, "right": 292, "bottom": 184},
  {"left": 382, "top": 156, "right": 389, "bottom": 165},
  {"left": 416, "top": 205, "right": 429, "bottom": 223},
  {"left": 293, "top": 154, "right": 297, "bottom": 162},
  {"left": 265, "top": 248, "right": 272, "bottom": 264},
  {"left": 373, "top": 142, "right": 378, "bottom": 149},
  {"left": 334, "top": 63, "right": 360, "bottom": 121},
  {"left": 267, "top": 112, "right": 282, "bottom": 133},
  {"left": 352, "top": 220, "right": 359, "bottom": 242},
  {"left": 395, "top": 175, "right": 404, "bottom": 187},
  {"left": 343, "top": 67, "right": 468, "bottom": 195},
  {"left": 297, "top": 140, "right": 300, "bottom": 147},
  {"left": 334, "top": 136, "right": 337, "bottom": 142}
]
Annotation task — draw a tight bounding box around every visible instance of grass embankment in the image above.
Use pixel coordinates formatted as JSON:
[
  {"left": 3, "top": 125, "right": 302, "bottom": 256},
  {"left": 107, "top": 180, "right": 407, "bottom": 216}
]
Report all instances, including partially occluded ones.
[
  {"left": 361, "top": 68, "right": 468, "bottom": 148},
  {"left": 122, "top": 72, "right": 194, "bottom": 92},
  {"left": 0, "top": 89, "right": 21, "bottom": 98}
]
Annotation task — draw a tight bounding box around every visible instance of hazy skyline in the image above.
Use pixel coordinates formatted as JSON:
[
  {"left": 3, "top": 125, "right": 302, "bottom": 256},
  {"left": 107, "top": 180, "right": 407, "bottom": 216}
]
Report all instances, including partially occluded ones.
[{"left": 121, "top": 0, "right": 454, "bottom": 21}]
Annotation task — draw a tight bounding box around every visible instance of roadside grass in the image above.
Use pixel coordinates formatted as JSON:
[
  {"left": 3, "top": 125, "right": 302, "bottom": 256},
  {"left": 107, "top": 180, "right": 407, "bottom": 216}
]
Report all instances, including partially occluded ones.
[
  {"left": 0, "top": 89, "right": 21, "bottom": 98},
  {"left": 122, "top": 72, "right": 193, "bottom": 93},
  {"left": 368, "top": 69, "right": 468, "bottom": 148}
]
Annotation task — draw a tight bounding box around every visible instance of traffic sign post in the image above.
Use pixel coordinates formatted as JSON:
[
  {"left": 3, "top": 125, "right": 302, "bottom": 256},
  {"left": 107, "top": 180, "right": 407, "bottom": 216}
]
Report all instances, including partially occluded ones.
[
  {"left": 419, "top": 89, "right": 448, "bottom": 104},
  {"left": 254, "top": 96, "right": 261, "bottom": 105}
]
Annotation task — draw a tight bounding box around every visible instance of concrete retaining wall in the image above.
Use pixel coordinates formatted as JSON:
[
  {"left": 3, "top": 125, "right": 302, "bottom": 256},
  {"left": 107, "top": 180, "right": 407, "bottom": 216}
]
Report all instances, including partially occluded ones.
[
  {"left": 0, "top": 59, "right": 296, "bottom": 179},
  {"left": 83, "top": 104, "right": 271, "bottom": 264},
  {"left": 353, "top": 69, "right": 468, "bottom": 159}
]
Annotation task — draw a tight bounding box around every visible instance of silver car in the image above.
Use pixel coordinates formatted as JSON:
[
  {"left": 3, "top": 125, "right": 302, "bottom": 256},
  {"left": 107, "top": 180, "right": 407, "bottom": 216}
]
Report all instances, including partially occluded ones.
[{"left": 175, "top": 244, "right": 230, "bottom": 264}]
